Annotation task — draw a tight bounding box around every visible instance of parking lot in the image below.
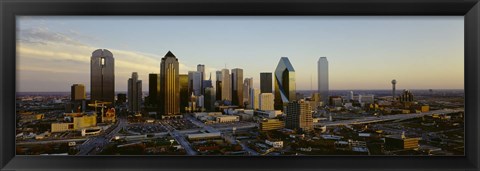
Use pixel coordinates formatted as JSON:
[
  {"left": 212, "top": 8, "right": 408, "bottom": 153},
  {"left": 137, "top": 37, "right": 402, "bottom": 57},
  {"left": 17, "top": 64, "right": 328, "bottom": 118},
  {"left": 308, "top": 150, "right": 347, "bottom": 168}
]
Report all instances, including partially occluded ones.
[{"left": 126, "top": 124, "right": 168, "bottom": 134}]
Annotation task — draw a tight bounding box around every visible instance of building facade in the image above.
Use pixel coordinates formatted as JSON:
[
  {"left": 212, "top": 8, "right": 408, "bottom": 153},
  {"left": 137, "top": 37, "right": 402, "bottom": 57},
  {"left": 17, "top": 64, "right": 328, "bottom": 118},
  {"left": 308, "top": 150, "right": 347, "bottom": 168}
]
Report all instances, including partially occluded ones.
[
  {"left": 259, "top": 119, "right": 285, "bottom": 132},
  {"left": 250, "top": 88, "right": 260, "bottom": 110},
  {"left": 274, "top": 57, "right": 296, "bottom": 110},
  {"left": 259, "top": 93, "right": 275, "bottom": 111},
  {"left": 260, "top": 72, "right": 273, "bottom": 94},
  {"left": 231, "top": 68, "right": 244, "bottom": 107},
  {"left": 285, "top": 100, "right": 313, "bottom": 132},
  {"left": 128, "top": 72, "right": 142, "bottom": 113},
  {"left": 148, "top": 73, "right": 160, "bottom": 108},
  {"left": 90, "top": 49, "right": 115, "bottom": 104},
  {"left": 159, "top": 51, "right": 180, "bottom": 116},
  {"left": 317, "top": 57, "right": 329, "bottom": 105},
  {"left": 179, "top": 74, "right": 189, "bottom": 113},
  {"left": 215, "top": 70, "right": 223, "bottom": 101},
  {"left": 188, "top": 71, "right": 202, "bottom": 96},
  {"left": 221, "top": 69, "right": 231, "bottom": 102}
]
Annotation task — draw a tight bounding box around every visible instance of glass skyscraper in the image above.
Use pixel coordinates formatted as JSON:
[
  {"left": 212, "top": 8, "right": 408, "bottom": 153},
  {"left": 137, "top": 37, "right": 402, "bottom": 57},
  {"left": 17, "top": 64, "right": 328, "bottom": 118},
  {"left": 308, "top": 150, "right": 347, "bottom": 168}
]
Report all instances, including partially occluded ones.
[
  {"left": 160, "top": 51, "right": 180, "bottom": 116},
  {"left": 274, "top": 57, "right": 296, "bottom": 110},
  {"left": 90, "top": 49, "right": 115, "bottom": 104},
  {"left": 128, "top": 72, "right": 142, "bottom": 113},
  {"left": 260, "top": 72, "right": 273, "bottom": 94},
  {"left": 231, "top": 68, "right": 244, "bottom": 107},
  {"left": 317, "top": 57, "right": 329, "bottom": 106}
]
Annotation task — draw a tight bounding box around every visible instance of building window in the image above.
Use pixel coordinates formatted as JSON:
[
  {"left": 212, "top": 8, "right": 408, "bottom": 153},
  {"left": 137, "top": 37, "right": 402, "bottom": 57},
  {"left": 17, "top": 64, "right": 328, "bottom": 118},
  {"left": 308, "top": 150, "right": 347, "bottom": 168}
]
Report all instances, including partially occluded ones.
[{"left": 101, "top": 57, "right": 105, "bottom": 66}]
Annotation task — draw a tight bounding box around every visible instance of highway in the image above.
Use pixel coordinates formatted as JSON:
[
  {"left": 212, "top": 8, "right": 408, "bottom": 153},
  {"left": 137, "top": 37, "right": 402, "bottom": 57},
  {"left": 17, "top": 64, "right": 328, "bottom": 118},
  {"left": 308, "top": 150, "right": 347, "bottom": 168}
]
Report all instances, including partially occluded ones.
[
  {"left": 76, "top": 118, "right": 127, "bottom": 155},
  {"left": 17, "top": 138, "right": 87, "bottom": 145},
  {"left": 160, "top": 118, "right": 198, "bottom": 155},
  {"left": 315, "top": 109, "right": 463, "bottom": 127},
  {"left": 185, "top": 114, "right": 259, "bottom": 155}
]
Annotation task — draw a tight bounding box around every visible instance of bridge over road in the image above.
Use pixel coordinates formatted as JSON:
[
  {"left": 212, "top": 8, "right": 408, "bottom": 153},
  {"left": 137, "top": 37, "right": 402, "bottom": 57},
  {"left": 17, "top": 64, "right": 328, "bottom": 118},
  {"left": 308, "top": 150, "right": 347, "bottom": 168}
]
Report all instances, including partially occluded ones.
[{"left": 315, "top": 109, "right": 463, "bottom": 127}]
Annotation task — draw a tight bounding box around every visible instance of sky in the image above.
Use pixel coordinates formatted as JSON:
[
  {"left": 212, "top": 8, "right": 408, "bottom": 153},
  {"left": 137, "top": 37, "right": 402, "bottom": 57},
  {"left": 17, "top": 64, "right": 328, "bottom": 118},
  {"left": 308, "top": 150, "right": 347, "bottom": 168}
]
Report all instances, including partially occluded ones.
[{"left": 16, "top": 16, "right": 464, "bottom": 92}]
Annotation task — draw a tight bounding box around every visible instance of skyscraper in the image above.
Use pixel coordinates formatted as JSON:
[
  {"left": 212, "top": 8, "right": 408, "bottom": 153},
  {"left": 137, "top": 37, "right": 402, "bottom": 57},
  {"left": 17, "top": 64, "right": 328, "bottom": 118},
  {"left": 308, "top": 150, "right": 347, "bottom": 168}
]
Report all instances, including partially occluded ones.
[
  {"left": 231, "top": 68, "right": 244, "bottom": 107},
  {"left": 148, "top": 73, "right": 160, "bottom": 108},
  {"left": 285, "top": 100, "right": 313, "bottom": 132},
  {"left": 90, "top": 49, "right": 115, "bottom": 104},
  {"left": 250, "top": 88, "right": 260, "bottom": 110},
  {"left": 128, "top": 72, "right": 142, "bottom": 113},
  {"left": 202, "top": 73, "right": 213, "bottom": 93},
  {"left": 260, "top": 72, "right": 273, "bottom": 93},
  {"left": 274, "top": 57, "right": 296, "bottom": 111},
  {"left": 197, "top": 64, "right": 205, "bottom": 93},
  {"left": 392, "top": 79, "right": 397, "bottom": 101},
  {"left": 71, "top": 84, "right": 86, "bottom": 113},
  {"left": 179, "top": 74, "right": 189, "bottom": 113},
  {"left": 259, "top": 93, "right": 274, "bottom": 111},
  {"left": 204, "top": 87, "right": 216, "bottom": 112},
  {"left": 71, "top": 84, "right": 86, "bottom": 101},
  {"left": 188, "top": 71, "right": 202, "bottom": 96},
  {"left": 221, "top": 69, "right": 231, "bottom": 102},
  {"left": 159, "top": 51, "right": 180, "bottom": 116},
  {"left": 215, "top": 71, "right": 223, "bottom": 101},
  {"left": 317, "top": 57, "right": 329, "bottom": 105},
  {"left": 243, "top": 78, "right": 253, "bottom": 107}
]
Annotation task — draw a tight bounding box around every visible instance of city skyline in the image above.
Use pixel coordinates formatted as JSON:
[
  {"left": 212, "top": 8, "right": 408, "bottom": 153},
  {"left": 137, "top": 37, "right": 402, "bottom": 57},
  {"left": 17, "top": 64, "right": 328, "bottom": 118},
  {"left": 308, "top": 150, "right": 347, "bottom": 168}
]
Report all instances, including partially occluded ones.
[{"left": 17, "top": 16, "right": 464, "bottom": 92}]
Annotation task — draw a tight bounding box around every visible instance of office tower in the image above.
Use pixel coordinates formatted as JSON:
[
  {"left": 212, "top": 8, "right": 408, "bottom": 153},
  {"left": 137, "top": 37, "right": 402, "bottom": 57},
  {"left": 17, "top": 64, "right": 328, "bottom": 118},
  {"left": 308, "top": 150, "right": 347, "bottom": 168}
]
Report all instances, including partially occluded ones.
[
  {"left": 70, "top": 84, "right": 86, "bottom": 113},
  {"left": 90, "top": 49, "right": 115, "bottom": 104},
  {"left": 221, "top": 69, "right": 231, "bottom": 102},
  {"left": 179, "top": 74, "right": 189, "bottom": 113},
  {"left": 250, "top": 88, "right": 260, "bottom": 110},
  {"left": 285, "top": 100, "right": 313, "bottom": 132},
  {"left": 243, "top": 78, "right": 253, "bottom": 107},
  {"left": 260, "top": 72, "right": 273, "bottom": 93},
  {"left": 203, "top": 73, "right": 213, "bottom": 92},
  {"left": 259, "top": 93, "right": 274, "bottom": 111},
  {"left": 71, "top": 84, "right": 86, "bottom": 101},
  {"left": 159, "top": 51, "right": 180, "bottom": 116},
  {"left": 310, "top": 92, "right": 321, "bottom": 110},
  {"left": 215, "top": 70, "right": 223, "bottom": 101},
  {"left": 205, "top": 87, "right": 216, "bottom": 112},
  {"left": 197, "top": 64, "right": 205, "bottom": 93},
  {"left": 392, "top": 79, "right": 397, "bottom": 101},
  {"left": 148, "top": 73, "right": 160, "bottom": 107},
  {"left": 128, "top": 72, "right": 142, "bottom": 112},
  {"left": 399, "top": 89, "right": 414, "bottom": 102},
  {"left": 329, "top": 96, "right": 343, "bottom": 107},
  {"left": 188, "top": 71, "right": 202, "bottom": 96},
  {"left": 317, "top": 57, "right": 329, "bottom": 105},
  {"left": 274, "top": 57, "right": 296, "bottom": 111},
  {"left": 197, "top": 95, "right": 205, "bottom": 110},
  {"left": 188, "top": 92, "right": 197, "bottom": 112},
  {"left": 231, "top": 68, "right": 244, "bottom": 107}
]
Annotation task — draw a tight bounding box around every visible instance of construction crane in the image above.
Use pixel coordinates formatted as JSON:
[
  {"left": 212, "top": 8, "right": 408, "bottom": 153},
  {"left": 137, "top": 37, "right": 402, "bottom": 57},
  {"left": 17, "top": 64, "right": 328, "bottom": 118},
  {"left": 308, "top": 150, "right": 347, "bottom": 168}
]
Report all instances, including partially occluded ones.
[
  {"left": 88, "top": 101, "right": 115, "bottom": 123},
  {"left": 88, "top": 101, "right": 112, "bottom": 114}
]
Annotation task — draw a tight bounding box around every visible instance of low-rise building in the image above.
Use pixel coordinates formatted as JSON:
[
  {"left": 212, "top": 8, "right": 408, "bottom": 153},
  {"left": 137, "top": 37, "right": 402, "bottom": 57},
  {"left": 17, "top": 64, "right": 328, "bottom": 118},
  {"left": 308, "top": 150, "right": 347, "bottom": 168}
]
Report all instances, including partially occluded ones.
[
  {"left": 187, "top": 132, "right": 222, "bottom": 140},
  {"left": 259, "top": 119, "right": 284, "bottom": 132},
  {"left": 385, "top": 133, "right": 421, "bottom": 150},
  {"left": 215, "top": 115, "right": 240, "bottom": 123},
  {"left": 265, "top": 139, "right": 283, "bottom": 148},
  {"left": 51, "top": 113, "right": 97, "bottom": 133}
]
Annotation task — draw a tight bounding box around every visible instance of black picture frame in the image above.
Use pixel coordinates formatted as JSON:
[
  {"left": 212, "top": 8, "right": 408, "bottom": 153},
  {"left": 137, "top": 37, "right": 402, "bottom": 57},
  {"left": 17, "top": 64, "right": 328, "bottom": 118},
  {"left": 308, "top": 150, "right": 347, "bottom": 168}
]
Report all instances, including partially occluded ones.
[{"left": 1, "top": 0, "right": 479, "bottom": 170}]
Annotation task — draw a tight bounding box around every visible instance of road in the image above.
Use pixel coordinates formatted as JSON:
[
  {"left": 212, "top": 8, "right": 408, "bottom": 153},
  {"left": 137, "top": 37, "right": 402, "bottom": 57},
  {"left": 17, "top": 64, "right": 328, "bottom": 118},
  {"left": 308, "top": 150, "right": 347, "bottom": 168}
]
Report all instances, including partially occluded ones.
[
  {"left": 185, "top": 114, "right": 259, "bottom": 155},
  {"left": 76, "top": 118, "right": 127, "bottom": 155},
  {"left": 315, "top": 109, "right": 463, "bottom": 126},
  {"left": 17, "top": 138, "right": 87, "bottom": 145}
]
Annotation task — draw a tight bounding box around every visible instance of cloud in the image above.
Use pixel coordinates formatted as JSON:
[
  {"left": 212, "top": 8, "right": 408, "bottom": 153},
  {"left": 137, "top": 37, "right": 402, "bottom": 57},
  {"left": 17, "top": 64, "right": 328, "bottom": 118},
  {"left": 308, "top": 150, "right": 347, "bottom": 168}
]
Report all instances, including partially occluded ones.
[
  {"left": 18, "top": 27, "right": 87, "bottom": 47},
  {"left": 16, "top": 26, "right": 208, "bottom": 92}
]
